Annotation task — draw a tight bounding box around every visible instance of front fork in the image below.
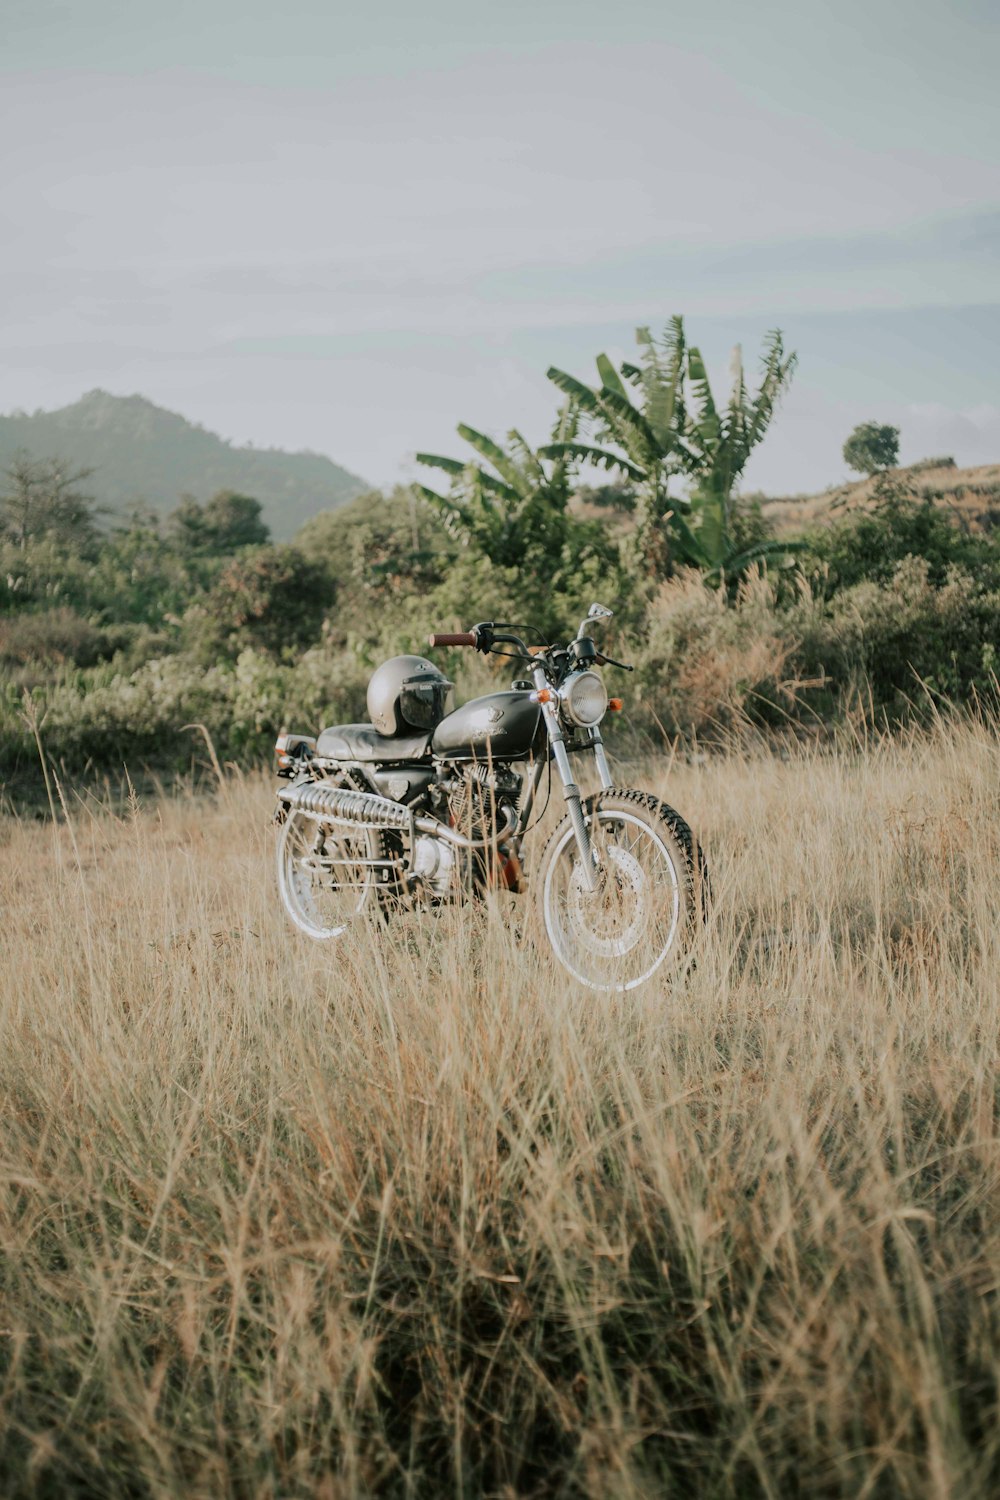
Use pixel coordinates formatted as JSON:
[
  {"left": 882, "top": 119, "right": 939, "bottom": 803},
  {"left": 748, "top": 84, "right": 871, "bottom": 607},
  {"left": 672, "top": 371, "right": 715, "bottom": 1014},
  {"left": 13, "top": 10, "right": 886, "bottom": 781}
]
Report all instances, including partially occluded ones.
[{"left": 531, "top": 665, "right": 613, "bottom": 892}]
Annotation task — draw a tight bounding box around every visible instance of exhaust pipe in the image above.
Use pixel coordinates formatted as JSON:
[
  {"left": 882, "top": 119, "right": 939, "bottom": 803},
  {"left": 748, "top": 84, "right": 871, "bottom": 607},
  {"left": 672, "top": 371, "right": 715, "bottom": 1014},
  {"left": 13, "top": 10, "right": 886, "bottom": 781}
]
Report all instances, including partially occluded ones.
[
  {"left": 277, "top": 779, "right": 517, "bottom": 851},
  {"left": 277, "top": 780, "right": 413, "bottom": 829},
  {"left": 415, "top": 803, "right": 517, "bottom": 850}
]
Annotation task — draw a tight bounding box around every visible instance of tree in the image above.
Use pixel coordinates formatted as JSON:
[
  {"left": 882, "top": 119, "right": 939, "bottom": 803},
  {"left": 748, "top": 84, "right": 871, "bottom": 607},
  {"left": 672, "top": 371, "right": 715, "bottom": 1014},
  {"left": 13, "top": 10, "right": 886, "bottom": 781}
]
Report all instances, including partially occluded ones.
[
  {"left": 681, "top": 332, "right": 799, "bottom": 579},
  {"left": 414, "top": 405, "right": 614, "bottom": 591},
  {"left": 544, "top": 319, "right": 690, "bottom": 576},
  {"left": 197, "top": 545, "right": 331, "bottom": 656},
  {"left": 169, "top": 490, "right": 269, "bottom": 554},
  {"left": 296, "top": 489, "right": 445, "bottom": 599},
  {"left": 0, "top": 453, "right": 100, "bottom": 550},
  {"left": 543, "top": 320, "right": 798, "bottom": 580},
  {"left": 843, "top": 422, "right": 899, "bottom": 476}
]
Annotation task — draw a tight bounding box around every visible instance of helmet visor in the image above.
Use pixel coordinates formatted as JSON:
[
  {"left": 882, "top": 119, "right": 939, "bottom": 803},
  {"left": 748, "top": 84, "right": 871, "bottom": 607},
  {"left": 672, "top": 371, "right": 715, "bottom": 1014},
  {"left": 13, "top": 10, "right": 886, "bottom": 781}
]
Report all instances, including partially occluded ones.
[{"left": 399, "top": 675, "right": 453, "bottom": 730}]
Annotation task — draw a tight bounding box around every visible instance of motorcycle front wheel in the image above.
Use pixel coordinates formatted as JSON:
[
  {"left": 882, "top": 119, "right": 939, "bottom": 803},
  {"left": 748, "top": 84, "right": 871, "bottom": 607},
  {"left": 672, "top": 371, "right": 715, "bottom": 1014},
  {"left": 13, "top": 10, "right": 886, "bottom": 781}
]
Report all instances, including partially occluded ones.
[
  {"left": 276, "top": 802, "right": 388, "bottom": 941},
  {"left": 537, "top": 788, "right": 704, "bottom": 991}
]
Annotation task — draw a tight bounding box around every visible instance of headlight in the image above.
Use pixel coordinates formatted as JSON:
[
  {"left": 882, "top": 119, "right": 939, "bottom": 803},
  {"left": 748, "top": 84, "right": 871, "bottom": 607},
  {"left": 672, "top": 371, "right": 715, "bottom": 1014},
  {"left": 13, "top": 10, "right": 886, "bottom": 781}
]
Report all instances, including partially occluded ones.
[{"left": 561, "top": 670, "right": 608, "bottom": 727}]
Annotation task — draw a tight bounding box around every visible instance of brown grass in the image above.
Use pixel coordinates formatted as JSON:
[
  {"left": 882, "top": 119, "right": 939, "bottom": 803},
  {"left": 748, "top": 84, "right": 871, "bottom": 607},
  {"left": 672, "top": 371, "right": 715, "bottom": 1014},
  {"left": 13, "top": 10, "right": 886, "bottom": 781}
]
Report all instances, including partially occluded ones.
[
  {"left": 760, "top": 460, "right": 1000, "bottom": 537},
  {"left": 2, "top": 721, "right": 999, "bottom": 1497}
]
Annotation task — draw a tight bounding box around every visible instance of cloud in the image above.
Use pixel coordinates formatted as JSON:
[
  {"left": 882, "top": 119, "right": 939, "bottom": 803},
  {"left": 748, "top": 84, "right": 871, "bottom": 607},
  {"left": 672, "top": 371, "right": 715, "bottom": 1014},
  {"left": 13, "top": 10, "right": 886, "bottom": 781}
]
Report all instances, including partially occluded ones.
[
  {"left": 1, "top": 22, "right": 997, "bottom": 493},
  {"left": 902, "top": 402, "right": 1000, "bottom": 466}
]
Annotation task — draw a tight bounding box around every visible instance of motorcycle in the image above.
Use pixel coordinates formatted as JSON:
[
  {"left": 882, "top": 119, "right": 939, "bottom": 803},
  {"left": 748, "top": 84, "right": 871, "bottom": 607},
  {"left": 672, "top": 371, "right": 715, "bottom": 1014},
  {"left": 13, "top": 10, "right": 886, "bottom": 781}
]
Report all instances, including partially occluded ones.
[{"left": 273, "top": 604, "right": 706, "bottom": 991}]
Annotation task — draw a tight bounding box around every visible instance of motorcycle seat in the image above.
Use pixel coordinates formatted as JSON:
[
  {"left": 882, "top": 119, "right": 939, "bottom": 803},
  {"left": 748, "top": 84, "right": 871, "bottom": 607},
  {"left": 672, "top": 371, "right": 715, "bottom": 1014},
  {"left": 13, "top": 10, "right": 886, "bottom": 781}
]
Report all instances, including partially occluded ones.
[{"left": 316, "top": 723, "right": 432, "bottom": 762}]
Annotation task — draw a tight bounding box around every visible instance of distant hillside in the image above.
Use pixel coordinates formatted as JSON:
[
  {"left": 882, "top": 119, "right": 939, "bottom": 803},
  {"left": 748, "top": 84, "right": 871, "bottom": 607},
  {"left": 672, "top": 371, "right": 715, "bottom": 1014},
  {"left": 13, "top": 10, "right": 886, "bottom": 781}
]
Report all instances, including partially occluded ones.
[
  {"left": 570, "top": 459, "right": 1000, "bottom": 540},
  {"left": 0, "top": 391, "right": 369, "bottom": 540},
  {"left": 757, "top": 459, "right": 1000, "bottom": 537}
]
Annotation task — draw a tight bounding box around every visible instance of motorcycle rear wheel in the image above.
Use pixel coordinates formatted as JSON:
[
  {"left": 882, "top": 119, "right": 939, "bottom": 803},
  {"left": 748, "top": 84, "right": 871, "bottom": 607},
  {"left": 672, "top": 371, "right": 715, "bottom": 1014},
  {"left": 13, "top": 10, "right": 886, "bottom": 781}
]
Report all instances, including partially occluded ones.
[
  {"left": 276, "top": 799, "right": 389, "bottom": 941},
  {"left": 537, "top": 788, "right": 704, "bottom": 991}
]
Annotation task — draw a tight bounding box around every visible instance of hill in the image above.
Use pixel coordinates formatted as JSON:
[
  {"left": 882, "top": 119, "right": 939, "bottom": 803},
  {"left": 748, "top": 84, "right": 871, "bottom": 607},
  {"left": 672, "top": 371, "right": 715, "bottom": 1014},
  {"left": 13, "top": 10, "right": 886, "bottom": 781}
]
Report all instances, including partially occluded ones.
[
  {"left": 756, "top": 458, "right": 1000, "bottom": 537},
  {"left": 0, "top": 391, "right": 369, "bottom": 540},
  {"left": 570, "top": 459, "right": 1000, "bottom": 541}
]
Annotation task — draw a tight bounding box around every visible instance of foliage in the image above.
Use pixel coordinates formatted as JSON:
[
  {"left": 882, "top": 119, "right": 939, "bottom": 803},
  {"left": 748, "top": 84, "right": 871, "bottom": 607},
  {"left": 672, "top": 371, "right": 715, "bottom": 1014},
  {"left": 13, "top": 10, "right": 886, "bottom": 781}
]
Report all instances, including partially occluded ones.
[
  {"left": 843, "top": 420, "right": 900, "bottom": 475},
  {"left": 296, "top": 488, "right": 449, "bottom": 615},
  {"left": 544, "top": 320, "right": 798, "bottom": 580},
  {"left": 620, "top": 481, "right": 1000, "bottom": 735},
  {"left": 0, "top": 606, "right": 111, "bottom": 677},
  {"left": 629, "top": 569, "right": 797, "bottom": 737},
  {"left": 189, "top": 545, "right": 333, "bottom": 660},
  {"left": 414, "top": 407, "right": 620, "bottom": 628},
  {"left": 797, "top": 557, "right": 1000, "bottom": 717},
  {"left": 545, "top": 319, "right": 690, "bottom": 575},
  {"left": 0, "top": 645, "right": 371, "bottom": 782},
  {"left": 908, "top": 453, "right": 956, "bottom": 473},
  {"left": 2, "top": 328, "right": 999, "bottom": 793},
  {"left": 682, "top": 334, "right": 799, "bottom": 579},
  {"left": 169, "top": 490, "right": 270, "bottom": 554},
  {"left": 0, "top": 453, "right": 101, "bottom": 551},
  {"left": 807, "top": 474, "right": 1000, "bottom": 594},
  {"left": 12, "top": 527, "right": 997, "bottom": 791}
]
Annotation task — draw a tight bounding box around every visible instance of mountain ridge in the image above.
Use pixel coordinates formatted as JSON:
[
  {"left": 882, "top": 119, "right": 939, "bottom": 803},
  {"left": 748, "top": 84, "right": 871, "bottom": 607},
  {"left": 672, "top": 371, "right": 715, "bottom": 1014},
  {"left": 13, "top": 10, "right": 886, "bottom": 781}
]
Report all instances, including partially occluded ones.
[{"left": 0, "top": 390, "right": 369, "bottom": 539}]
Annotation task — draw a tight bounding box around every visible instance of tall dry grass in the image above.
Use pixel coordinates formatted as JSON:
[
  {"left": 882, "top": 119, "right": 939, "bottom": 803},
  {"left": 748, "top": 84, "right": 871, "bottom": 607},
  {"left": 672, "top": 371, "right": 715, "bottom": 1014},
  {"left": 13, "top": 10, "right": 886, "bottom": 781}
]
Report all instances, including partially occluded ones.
[{"left": 2, "top": 721, "right": 999, "bottom": 1498}]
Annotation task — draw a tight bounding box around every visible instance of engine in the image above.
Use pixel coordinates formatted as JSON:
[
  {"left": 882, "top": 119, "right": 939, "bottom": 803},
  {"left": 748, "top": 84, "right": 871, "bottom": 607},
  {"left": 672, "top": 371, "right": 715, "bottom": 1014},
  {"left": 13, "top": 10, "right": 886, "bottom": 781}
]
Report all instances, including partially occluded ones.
[
  {"left": 409, "top": 834, "right": 459, "bottom": 898},
  {"left": 445, "top": 762, "right": 522, "bottom": 842},
  {"left": 410, "top": 763, "right": 523, "bottom": 901}
]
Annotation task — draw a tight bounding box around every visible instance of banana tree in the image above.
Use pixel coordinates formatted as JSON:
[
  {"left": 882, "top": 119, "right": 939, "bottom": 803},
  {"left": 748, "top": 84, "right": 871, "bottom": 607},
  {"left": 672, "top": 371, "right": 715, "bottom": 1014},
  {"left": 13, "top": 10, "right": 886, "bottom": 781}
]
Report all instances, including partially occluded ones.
[
  {"left": 542, "top": 318, "right": 696, "bottom": 576},
  {"left": 414, "top": 404, "right": 611, "bottom": 588},
  {"left": 681, "top": 331, "right": 800, "bottom": 579},
  {"left": 543, "top": 319, "right": 799, "bottom": 581}
]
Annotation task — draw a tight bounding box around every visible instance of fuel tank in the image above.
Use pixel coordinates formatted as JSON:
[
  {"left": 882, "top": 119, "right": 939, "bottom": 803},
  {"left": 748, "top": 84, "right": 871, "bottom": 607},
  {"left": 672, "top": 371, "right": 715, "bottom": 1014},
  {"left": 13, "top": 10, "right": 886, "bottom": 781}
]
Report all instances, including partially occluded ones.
[{"left": 431, "top": 691, "right": 543, "bottom": 762}]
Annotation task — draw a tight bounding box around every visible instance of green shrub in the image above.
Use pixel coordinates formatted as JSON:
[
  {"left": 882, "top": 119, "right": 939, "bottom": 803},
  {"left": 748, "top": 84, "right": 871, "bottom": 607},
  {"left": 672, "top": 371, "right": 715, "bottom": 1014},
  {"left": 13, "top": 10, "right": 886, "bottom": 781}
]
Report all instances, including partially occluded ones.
[
  {"left": 0, "top": 607, "right": 109, "bottom": 671},
  {"left": 808, "top": 482, "right": 1000, "bottom": 594},
  {"left": 297, "top": 488, "right": 449, "bottom": 606},
  {"left": 188, "top": 546, "right": 333, "bottom": 660},
  {"left": 0, "top": 646, "right": 373, "bottom": 782},
  {"left": 169, "top": 491, "right": 270, "bottom": 554},
  {"left": 796, "top": 556, "right": 1000, "bottom": 717}
]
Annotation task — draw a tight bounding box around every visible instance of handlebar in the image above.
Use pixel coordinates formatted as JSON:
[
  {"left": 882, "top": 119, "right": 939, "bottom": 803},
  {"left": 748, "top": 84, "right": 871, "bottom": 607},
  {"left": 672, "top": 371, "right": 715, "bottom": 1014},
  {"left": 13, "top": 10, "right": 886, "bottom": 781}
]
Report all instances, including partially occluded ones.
[
  {"left": 427, "top": 631, "right": 479, "bottom": 648},
  {"left": 427, "top": 626, "right": 633, "bottom": 673}
]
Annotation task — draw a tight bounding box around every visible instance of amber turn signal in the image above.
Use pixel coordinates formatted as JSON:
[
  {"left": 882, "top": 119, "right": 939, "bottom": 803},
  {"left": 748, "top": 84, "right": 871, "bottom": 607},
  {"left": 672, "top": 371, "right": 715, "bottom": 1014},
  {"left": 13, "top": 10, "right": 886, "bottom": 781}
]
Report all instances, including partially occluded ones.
[
  {"left": 535, "top": 688, "right": 554, "bottom": 704},
  {"left": 608, "top": 698, "right": 623, "bottom": 712}
]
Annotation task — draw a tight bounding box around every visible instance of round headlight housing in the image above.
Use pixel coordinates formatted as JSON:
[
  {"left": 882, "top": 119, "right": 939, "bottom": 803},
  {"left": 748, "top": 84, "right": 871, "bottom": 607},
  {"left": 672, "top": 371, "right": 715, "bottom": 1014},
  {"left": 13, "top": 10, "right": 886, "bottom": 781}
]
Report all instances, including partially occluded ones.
[{"left": 561, "top": 670, "right": 608, "bottom": 727}]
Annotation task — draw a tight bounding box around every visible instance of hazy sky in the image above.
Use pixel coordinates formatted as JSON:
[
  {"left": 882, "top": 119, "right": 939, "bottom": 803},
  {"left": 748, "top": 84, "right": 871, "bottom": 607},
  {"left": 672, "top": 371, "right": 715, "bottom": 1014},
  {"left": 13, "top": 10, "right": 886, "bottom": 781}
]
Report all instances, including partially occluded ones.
[{"left": 3, "top": 0, "right": 998, "bottom": 494}]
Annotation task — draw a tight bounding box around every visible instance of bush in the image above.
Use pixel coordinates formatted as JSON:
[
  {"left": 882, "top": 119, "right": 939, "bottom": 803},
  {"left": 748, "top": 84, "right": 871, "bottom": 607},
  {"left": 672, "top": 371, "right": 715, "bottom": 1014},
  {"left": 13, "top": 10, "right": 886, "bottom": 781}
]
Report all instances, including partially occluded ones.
[
  {"left": 297, "top": 489, "right": 449, "bottom": 603},
  {"left": 808, "top": 482, "right": 1000, "bottom": 594},
  {"left": 626, "top": 547, "right": 1000, "bottom": 739},
  {"left": 908, "top": 455, "right": 957, "bottom": 474},
  {"left": 797, "top": 556, "right": 1000, "bottom": 717},
  {"left": 0, "top": 645, "right": 372, "bottom": 781},
  {"left": 628, "top": 570, "right": 798, "bottom": 738},
  {"left": 189, "top": 546, "right": 333, "bottom": 659},
  {"left": 169, "top": 491, "right": 270, "bottom": 554},
  {"left": 0, "top": 607, "right": 109, "bottom": 671}
]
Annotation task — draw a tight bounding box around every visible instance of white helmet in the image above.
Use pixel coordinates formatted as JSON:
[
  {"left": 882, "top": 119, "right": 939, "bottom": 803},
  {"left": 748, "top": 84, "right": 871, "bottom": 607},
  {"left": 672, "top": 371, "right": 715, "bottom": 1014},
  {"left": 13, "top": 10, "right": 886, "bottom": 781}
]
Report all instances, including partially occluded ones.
[{"left": 367, "top": 655, "right": 454, "bottom": 738}]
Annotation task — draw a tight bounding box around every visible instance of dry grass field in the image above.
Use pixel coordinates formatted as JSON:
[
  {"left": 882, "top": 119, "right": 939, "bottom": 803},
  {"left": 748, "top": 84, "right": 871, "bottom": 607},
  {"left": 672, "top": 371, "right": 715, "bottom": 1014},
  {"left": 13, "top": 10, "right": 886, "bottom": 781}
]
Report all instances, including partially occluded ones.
[
  {"left": 759, "top": 460, "right": 1000, "bottom": 537},
  {"left": 2, "top": 721, "right": 1000, "bottom": 1498}
]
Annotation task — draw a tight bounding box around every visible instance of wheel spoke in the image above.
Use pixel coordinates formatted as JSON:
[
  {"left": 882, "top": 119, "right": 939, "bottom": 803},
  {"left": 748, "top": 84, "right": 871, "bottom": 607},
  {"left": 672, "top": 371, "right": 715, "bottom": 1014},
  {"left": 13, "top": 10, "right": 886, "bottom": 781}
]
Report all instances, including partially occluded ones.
[
  {"left": 541, "top": 801, "right": 690, "bottom": 990},
  {"left": 278, "top": 805, "right": 383, "bottom": 940}
]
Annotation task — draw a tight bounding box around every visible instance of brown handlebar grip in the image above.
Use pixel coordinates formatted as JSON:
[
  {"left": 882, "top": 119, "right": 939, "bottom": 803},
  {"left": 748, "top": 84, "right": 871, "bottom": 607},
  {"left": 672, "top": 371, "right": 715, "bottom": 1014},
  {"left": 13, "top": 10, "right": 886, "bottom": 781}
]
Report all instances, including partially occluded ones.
[{"left": 428, "top": 631, "right": 478, "bottom": 648}]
